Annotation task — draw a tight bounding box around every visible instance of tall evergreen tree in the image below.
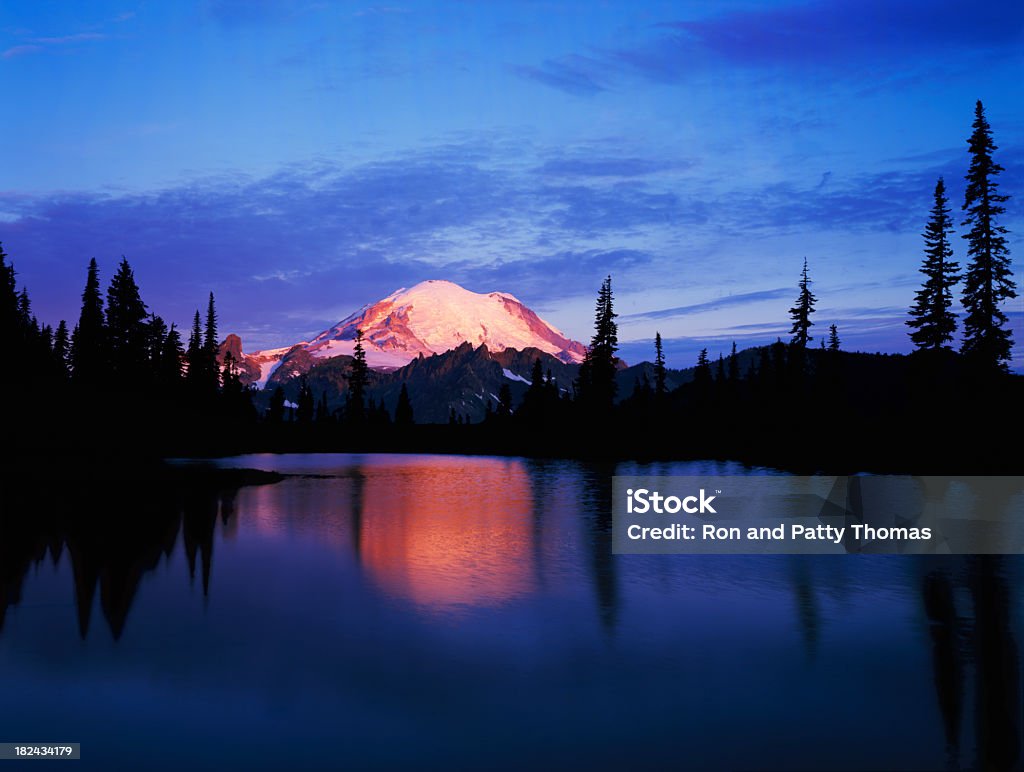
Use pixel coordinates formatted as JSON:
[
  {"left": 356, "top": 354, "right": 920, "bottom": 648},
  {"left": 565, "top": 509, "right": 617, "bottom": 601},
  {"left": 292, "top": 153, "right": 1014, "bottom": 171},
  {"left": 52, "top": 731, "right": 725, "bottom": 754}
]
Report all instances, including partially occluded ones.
[
  {"left": 728, "top": 341, "right": 739, "bottom": 384},
  {"left": 694, "top": 348, "right": 712, "bottom": 391},
  {"left": 395, "top": 383, "right": 414, "bottom": 426},
  {"left": 105, "top": 258, "right": 149, "bottom": 381},
  {"left": 296, "top": 377, "right": 315, "bottom": 423},
  {"left": 653, "top": 332, "right": 667, "bottom": 395},
  {"left": 828, "top": 324, "right": 841, "bottom": 352},
  {"left": 147, "top": 314, "right": 168, "bottom": 371},
  {"left": 70, "top": 258, "right": 106, "bottom": 385},
  {"left": 907, "top": 178, "right": 959, "bottom": 351},
  {"left": 185, "top": 310, "right": 204, "bottom": 390},
  {"left": 159, "top": 323, "right": 184, "bottom": 388},
  {"left": 221, "top": 351, "right": 242, "bottom": 398},
  {"left": 53, "top": 320, "right": 70, "bottom": 377},
  {"left": 204, "top": 292, "right": 218, "bottom": 355},
  {"left": 0, "top": 244, "right": 21, "bottom": 353},
  {"left": 203, "top": 292, "right": 220, "bottom": 391},
  {"left": 960, "top": 100, "right": 1016, "bottom": 370},
  {"left": 789, "top": 258, "right": 817, "bottom": 348},
  {"left": 519, "top": 357, "right": 548, "bottom": 421},
  {"left": 346, "top": 329, "right": 369, "bottom": 423},
  {"left": 579, "top": 275, "right": 618, "bottom": 409}
]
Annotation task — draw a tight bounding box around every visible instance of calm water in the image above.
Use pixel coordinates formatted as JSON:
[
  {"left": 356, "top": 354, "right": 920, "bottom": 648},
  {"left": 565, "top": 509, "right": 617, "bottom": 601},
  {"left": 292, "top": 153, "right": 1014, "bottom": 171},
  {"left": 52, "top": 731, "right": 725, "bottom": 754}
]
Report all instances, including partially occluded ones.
[{"left": 0, "top": 454, "right": 1020, "bottom": 770}]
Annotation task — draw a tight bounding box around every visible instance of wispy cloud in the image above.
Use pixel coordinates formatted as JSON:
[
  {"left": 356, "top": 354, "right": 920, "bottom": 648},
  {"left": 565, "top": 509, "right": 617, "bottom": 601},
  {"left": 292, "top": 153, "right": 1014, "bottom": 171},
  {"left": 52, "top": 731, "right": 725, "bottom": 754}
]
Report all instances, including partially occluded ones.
[
  {"left": 622, "top": 288, "right": 792, "bottom": 322},
  {"left": 2, "top": 45, "right": 41, "bottom": 59},
  {"left": 510, "top": 55, "right": 607, "bottom": 96},
  {"left": 3, "top": 29, "right": 111, "bottom": 59},
  {"left": 514, "top": 0, "right": 1024, "bottom": 95}
]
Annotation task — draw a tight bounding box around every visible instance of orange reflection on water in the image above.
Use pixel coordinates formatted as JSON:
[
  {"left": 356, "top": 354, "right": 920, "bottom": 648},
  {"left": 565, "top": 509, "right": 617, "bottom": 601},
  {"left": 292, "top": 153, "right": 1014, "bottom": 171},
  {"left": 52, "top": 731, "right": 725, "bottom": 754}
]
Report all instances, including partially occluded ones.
[{"left": 358, "top": 456, "right": 536, "bottom": 611}]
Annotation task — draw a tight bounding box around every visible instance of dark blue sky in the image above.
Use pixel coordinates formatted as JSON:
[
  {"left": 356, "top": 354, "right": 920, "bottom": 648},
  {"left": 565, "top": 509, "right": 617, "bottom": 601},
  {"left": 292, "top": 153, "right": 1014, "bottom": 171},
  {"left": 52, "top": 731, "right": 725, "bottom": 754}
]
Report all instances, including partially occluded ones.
[{"left": 2, "top": 0, "right": 1022, "bottom": 368}]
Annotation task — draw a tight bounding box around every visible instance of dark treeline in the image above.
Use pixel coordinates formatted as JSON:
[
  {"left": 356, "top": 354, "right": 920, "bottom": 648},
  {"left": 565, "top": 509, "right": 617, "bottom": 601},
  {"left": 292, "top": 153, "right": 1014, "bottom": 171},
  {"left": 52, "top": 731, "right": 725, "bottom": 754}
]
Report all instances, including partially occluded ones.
[{"left": 2, "top": 100, "right": 1020, "bottom": 472}]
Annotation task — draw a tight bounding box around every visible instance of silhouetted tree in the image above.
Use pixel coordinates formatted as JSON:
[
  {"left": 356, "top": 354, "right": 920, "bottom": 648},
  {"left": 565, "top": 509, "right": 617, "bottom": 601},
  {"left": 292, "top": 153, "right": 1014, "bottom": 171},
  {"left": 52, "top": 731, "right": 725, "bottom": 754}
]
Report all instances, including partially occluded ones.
[
  {"left": 828, "top": 324, "right": 841, "bottom": 352},
  {"left": 960, "top": 100, "right": 1016, "bottom": 371},
  {"left": 694, "top": 348, "right": 712, "bottom": 391},
  {"left": 146, "top": 314, "right": 168, "bottom": 371},
  {"left": 105, "top": 257, "right": 149, "bottom": 382},
  {"left": 653, "top": 332, "right": 667, "bottom": 395},
  {"left": 296, "top": 377, "right": 314, "bottom": 423},
  {"left": 158, "top": 323, "right": 184, "bottom": 388},
  {"left": 53, "top": 319, "right": 70, "bottom": 377},
  {"left": 789, "top": 258, "right": 817, "bottom": 348},
  {"left": 70, "top": 258, "right": 106, "bottom": 385},
  {"left": 0, "top": 244, "right": 18, "bottom": 353},
  {"left": 907, "top": 177, "right": 959, "bottom": 352},
  {"left": 395, "top": 383, "right": 414, "bottom": 426},
  {"left": 203, "top": 293, "right": 220, "bottom": 391},
  {"left": 346, "top": 329, "right": 369, "bottom": 424},
  {"left": 715, "top": 352, "right": 726, "bottom": 383},
  {"left": 185, "top": 310, "right": 204, "bottom": 392},
  {"left": 578, "top": 275, "right": 618, "bottom": 409},
  {"left": 221, "top": 351, "right": 242, "bottom": 396},
  {"left": 519, "top": 357, "right": 550, "bottom": 421},
  {"left": 728, "top": 341, "right": 739, "bottom": 384}
]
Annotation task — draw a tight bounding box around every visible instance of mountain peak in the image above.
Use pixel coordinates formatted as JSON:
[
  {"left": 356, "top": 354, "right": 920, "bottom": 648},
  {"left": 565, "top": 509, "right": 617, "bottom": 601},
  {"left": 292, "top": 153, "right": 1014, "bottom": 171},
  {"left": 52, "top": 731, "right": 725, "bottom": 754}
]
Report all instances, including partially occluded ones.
[{"left": 239, "top": 279, "right": 586, "bottom": 387}]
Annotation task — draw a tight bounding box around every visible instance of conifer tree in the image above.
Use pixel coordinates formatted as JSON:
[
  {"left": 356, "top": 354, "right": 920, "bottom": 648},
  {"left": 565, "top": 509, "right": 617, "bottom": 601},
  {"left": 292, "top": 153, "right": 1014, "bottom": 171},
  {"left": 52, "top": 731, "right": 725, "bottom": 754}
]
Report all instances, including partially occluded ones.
[
  {"left": 907, "top": 178, "right": 959, "bottom": 351},
  {"left": 106, "top": 258, "right": 149, "bottom": 381},
  {"left": 185, "top": 310, "right": 204, "bottom": 390},
  {"left": 960, "top": 100, "right": 1016, "bottom": 370},
  {"left": 203, "top": 292, "right": 220, "bottom": 391},
  {"left": 728, "top": 341, "right": 739, "bottom": 384},
  {"left": 221, "top": 351, "right": 242, "bottom": 397},
  {"left": 296, "top": 377, "right": 314, "bottom": 423},
  {"left": 71, "top": 258, "right": 106, "bottom": 385},
  {"left": 694, "top": 348, "right": 712, "bottom": 391},
  {"left": 395, "top": 383, "right": 414, "bottom": 426},
  {"left": 653, "top": 332, "right": 667, "bottom": 395},
  {"left": 578, "top": 275, "right": 618, "bottom": 409},
  {"left": 147, "top": 314, "right": 168, "bottom": 371},
  {"left": 346, "top": 329, "right": 369, "bottom": 423},
  {"left": 53, "top": 320, "right": 70, "bottom": 376},
  {"left": 0, "top": 244, "right": 21, "bottom": 353},
  {"left": 159, "top": 323, "right": 184, "bottom": 388},
  {"left": 828, "top": 324, "right": 841, "bottom": 352},
  {"left": 789, "top": 258, "right": 817, "bottom": 347},
  {"left": 520, "top": 358, "right": 547, "bottom": 420}
]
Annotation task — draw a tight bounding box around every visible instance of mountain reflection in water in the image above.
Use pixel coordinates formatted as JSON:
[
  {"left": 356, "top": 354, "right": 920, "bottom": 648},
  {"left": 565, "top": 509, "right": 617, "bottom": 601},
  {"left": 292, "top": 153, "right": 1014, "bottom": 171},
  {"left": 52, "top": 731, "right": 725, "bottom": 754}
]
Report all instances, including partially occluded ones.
[{"left": 0, "top": 454, "right": 1021, "bottom": 772}]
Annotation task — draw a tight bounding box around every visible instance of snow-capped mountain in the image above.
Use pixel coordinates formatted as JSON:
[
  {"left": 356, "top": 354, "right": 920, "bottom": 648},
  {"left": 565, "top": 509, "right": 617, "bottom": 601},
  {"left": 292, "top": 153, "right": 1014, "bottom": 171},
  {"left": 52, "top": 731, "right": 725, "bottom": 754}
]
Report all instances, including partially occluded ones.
[{"left": 230, "top": 280, "right": 587, "bottom": 388}]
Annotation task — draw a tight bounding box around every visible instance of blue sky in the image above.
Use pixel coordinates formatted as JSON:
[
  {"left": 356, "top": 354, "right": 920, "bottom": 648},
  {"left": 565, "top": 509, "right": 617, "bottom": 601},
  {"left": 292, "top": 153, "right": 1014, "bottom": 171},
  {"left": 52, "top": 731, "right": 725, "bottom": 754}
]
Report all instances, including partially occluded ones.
[{"left": 1, "top": 0, "right": 1022, "bottom": 368}]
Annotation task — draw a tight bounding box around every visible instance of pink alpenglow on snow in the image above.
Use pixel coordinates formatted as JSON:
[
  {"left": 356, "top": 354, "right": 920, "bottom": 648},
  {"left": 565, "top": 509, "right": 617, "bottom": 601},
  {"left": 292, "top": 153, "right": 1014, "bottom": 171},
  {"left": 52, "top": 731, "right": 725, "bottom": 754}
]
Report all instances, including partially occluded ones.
[{"left": 233, "top": 280, "right": 587, "bottom": 388}]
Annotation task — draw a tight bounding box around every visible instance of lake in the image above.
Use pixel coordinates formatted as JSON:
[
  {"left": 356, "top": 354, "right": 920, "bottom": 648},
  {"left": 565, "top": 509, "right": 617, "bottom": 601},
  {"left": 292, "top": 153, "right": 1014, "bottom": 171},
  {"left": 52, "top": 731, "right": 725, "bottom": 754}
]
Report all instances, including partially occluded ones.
[{"left": 0, "top": 454, "right": 1019, "bottom": 770}]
